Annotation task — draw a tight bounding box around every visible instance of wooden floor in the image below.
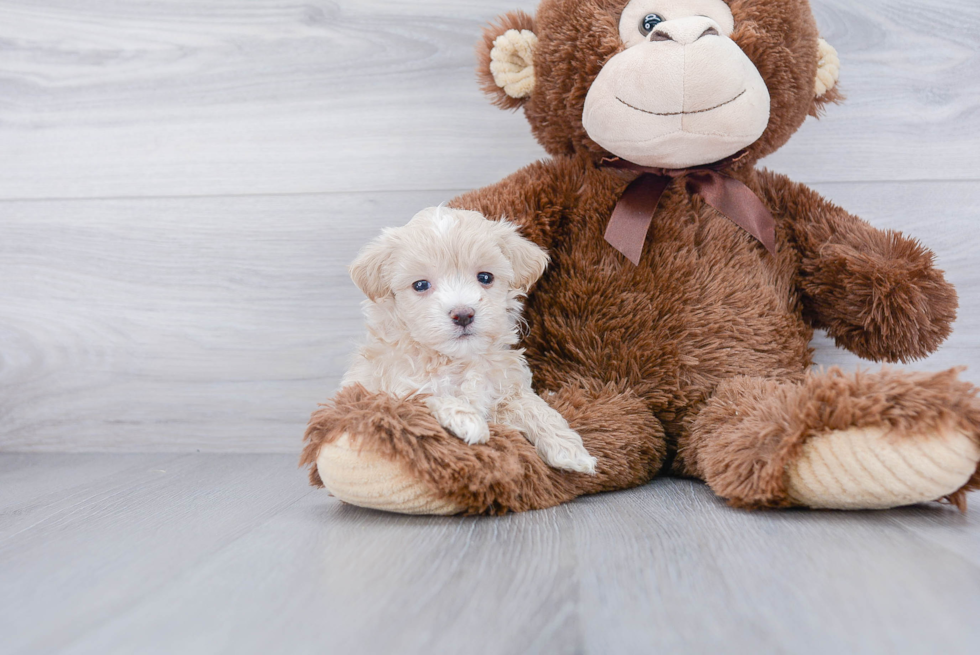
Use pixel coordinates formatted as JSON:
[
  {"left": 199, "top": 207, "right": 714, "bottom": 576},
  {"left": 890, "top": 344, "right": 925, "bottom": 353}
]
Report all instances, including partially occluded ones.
[
  {"left": 2, "top": 1, "right": 980, "bottom": 653},
  {"left": 1, "top": 454, "right": 978, "bottom": 655}
]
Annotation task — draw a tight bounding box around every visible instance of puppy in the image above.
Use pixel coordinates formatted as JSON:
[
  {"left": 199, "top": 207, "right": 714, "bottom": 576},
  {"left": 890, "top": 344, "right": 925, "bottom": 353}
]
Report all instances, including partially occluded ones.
[{"left": 342, "top": 206, "right": 596, "bottom": 475}]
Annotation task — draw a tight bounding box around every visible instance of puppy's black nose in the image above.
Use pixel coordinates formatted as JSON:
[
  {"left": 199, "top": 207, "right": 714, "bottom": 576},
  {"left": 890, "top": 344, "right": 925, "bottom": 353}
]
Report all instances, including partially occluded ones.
[{"left": 450, "top": 308, "right": 475, "bottom": 328}]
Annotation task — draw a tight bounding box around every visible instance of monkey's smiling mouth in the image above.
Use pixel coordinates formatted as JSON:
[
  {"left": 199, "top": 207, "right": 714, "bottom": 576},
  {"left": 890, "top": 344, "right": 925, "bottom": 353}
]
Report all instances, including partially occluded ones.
[{"left": 616, "top": 89, "right": 746, "bottom": 117}]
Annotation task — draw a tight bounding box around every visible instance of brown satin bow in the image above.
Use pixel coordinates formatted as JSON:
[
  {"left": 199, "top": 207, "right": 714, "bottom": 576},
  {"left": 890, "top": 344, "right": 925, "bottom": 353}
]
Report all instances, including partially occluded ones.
[{"left": 602, "top": 154, "right": 776, "bottom": 265}]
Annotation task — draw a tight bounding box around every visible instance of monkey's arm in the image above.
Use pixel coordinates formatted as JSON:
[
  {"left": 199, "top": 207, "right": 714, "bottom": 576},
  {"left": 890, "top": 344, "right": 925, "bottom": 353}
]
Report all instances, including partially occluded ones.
[
  {"left": 449, "top": 157, "right": 581, "bottom": 252},
  {"left": 759, "top": 170, "right": 957, "bottom": 363}
]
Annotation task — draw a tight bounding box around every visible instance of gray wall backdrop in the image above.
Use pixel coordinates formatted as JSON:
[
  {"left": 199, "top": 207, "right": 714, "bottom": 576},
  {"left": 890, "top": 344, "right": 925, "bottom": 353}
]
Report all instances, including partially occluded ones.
[{"left": 1, "top": 0, "right": 978, "bottom": 452}]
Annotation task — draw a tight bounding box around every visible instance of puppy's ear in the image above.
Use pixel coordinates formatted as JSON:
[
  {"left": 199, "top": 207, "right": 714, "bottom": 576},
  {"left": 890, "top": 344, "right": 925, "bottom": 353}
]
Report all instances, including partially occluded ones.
[
  {"left": 349, "top": 231, "right": 395, "bottom": 301},
  {"left": 496, "top": 221, "right": 549, "bottom": 291}
]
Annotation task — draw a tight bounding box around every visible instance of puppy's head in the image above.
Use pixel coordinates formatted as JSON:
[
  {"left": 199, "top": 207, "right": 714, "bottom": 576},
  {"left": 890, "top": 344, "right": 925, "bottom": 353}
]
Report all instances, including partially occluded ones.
[{"left": 349, "top": 207, "right": 549, "bottom": 358}]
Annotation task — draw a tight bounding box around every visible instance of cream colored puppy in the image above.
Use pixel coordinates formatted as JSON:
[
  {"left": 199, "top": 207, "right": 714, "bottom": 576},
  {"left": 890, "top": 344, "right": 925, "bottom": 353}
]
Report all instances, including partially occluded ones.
[{"left": 343, "top": 206, "right": 597, "bottom": 475}]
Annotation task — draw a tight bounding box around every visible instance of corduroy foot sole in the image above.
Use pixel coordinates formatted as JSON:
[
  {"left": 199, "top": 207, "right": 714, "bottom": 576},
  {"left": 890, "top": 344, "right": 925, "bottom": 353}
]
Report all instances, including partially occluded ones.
[
  {"left": 316, "top": 433, "right": 463, "bottom": 515},
  {"left": 786, "top": 427, "right": 980, "bottom": 510}
]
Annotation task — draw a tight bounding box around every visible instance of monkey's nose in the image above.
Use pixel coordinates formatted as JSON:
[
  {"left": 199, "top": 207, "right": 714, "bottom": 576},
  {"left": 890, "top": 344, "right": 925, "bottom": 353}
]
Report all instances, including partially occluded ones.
[
  {"left": 650, "top": 17, "right": 721, "bottom": 46},
  {"left": 450, "top": 308, "right": 475, "bottom": 327}
]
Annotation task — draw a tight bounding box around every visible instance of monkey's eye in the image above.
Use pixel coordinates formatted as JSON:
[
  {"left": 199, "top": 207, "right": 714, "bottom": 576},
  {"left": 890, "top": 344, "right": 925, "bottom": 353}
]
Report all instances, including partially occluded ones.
[
  {"left": 412, "top": 280, "right": 431, "bottom": 292},
  {"left": 639, "top": 13, "right": 665, "bottom": 36},
  {"left": 477, "top": 272, "right": 494, "bottom": 285}
]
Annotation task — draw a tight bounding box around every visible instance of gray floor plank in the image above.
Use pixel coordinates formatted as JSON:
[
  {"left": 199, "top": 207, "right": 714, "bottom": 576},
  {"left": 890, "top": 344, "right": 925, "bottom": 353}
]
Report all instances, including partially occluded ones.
[
  {"left": 0, "top": 454, "right": 312, "bottom": 654},
  {"left": 0, "top": 453, "right": 174, "bottom": 514},
  {"left": 62, "top": 496, "right": 582, "bottom": 655},
  {"left": 573, "top": 482, "right": 980, "bottom": 654},
  {"left": 2, "top": 181, "right": 978, "bottom": 452},
  {"left": 1, "top": 455, "right": 976, "bottom": 655},
  {"left": 0, "top": 0, "right": 977, "bottom": 201},
  {"left": 885, "top": 504, "right": 980, "bottom": 569}
]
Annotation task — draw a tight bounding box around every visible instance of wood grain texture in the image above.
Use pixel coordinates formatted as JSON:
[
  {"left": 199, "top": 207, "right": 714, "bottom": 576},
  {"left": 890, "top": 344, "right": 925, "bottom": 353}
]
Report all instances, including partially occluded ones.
[
  {"left": 0, "top": 189, "right": 453, "bottom": 451},
  {"left": 0, "top": 454, "right": 313, "bottom": 654},
  {"left": 0, "top": 0, "right": 978, "bottom": 452},
  {"left": 3, "top": 4, "right": 979, "bottom": 652},
  {"left": 571, "top": 484, "right": 980, "bottom": 654},
  {"left": 0, "top": 452, "right": 175, "bottom": 518},
  {"left": 0, "top": 454, "right": 977, "bottom": 654},
  {"left": 0, "top": 0, "right": 977, "bottom": 201},
  {"left": 1, "top": 181, "right": 978, "bottom": 452}
]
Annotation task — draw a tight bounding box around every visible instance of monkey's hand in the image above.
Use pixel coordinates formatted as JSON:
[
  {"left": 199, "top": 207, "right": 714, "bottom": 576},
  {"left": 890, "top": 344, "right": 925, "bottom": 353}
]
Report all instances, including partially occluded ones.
[{"left": 800, "top": 236, "right": 957, "bottom": 363}]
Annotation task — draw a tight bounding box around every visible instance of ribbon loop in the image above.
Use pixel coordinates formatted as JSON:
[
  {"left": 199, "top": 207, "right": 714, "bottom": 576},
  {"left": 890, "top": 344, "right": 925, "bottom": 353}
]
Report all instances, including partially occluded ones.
[{"left": 603, "top": 157, "right": 776, "bottom": 264}]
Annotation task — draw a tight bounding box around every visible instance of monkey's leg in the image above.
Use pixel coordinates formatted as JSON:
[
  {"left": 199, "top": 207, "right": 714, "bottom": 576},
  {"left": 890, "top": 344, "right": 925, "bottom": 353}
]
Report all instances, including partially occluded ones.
[
  {"left": 679, "top": 368, "right": 980, "bottom": 510},
  {"left": 302, "top": 379, "right": 666, "bottom": 515}
]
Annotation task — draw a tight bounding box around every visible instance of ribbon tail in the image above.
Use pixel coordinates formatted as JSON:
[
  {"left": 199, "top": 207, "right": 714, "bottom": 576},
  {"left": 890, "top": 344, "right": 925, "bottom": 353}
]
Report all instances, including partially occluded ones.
[
  {"left": 686, "top": 172, "right": 777, "bottom": 256},
  {"left": 604, "top": 174, "right": 671, "bottom": 265}
]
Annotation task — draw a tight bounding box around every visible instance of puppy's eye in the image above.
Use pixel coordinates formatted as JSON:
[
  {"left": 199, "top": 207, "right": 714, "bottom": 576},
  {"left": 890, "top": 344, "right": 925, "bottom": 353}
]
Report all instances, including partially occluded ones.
[
  {"left": 639, "top": 13, "right": 664, "bottom": 36},
  {"left": 477, "top": 272, "right": 494, "bottom": 286},
  {"left": 412, "top": 280, "right": 431, "bottom": 292}
]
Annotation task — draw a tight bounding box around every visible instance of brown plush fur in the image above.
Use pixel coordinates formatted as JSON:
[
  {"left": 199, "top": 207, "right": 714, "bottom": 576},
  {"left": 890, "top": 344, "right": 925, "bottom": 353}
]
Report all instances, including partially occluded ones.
[
  {"left": 779, "top": 173, "right": 958, "bottom": 362},
  {"left": 303, "top": 0, "right": 979, "bottom": 512},
  {"left": 302, "top": 381, "right": 666, "bottom": 514},
  {"left": 681, "top": 367, "right": 980, "bottom": 510}
]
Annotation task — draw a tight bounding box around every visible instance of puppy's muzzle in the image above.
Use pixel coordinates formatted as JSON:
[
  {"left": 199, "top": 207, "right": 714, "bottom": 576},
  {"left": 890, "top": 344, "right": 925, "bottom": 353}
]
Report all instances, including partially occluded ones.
[{"left": 450, "top": 307, "right": 475, "bottom": 328}]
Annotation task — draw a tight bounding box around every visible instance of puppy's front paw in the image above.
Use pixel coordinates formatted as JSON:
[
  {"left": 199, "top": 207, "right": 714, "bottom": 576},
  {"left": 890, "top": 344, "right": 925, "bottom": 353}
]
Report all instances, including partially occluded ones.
[
  {"left": 426, "top": 397, "right": 491, "bottom": 445},
  {"left": 537, "top": 429, "right": 597, "bottom": 475},
  {"left": 444, "top": 411, "right": 491, "bottom": 445}
]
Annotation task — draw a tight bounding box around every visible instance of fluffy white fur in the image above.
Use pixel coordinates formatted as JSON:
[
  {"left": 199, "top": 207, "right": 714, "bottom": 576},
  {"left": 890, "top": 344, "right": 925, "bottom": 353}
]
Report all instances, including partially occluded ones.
[{"left": 342, "top": 206, "right": 597, "bottom": 475}]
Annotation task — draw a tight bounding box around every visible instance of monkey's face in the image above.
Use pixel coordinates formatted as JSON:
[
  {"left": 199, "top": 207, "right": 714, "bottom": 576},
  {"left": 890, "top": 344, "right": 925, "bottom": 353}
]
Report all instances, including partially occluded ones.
[
  {"left": 477, "top": 0, "right": 840, "bottom": 169},
  {"left": 582, "top": 0, "right": 770, "bottom": 168}
]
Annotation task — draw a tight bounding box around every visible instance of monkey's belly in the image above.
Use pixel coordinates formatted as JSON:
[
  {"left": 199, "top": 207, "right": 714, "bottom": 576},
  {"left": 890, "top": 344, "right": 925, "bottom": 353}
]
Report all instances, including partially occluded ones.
[{"left": 521, "top": 229, "right": 812, "bottom": 412}]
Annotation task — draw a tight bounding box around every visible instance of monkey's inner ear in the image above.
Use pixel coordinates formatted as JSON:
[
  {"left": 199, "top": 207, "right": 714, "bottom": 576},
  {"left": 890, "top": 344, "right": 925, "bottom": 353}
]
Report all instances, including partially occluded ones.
[
  {"left": 815, "top": 38, "right": 841, "bottom": 98},
  {"left": 477, "top": 10, "right": 536, "bottom": 110},
  {"left": 491, "top": 30, "right": 537, "bottom": 99}
]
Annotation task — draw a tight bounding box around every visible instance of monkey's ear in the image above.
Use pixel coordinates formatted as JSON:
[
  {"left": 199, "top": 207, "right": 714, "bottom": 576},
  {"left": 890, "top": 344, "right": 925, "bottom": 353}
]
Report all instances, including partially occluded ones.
[
  {"left": 477, "top": 10, "right": 537, "bottom": 110},
  {"left": 349, "top": 231, "right": 395, "bottom": 301},
  {"left": 812, "top": 38, "right": 843, "bottom": 115},
  {"left": 495, "top": 220, "right": 549, "bottom": 291}
]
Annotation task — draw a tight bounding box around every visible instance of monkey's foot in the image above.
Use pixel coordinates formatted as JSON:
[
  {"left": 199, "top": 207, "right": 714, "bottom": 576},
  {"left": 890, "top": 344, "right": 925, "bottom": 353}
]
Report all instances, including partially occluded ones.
[
  {"left": 316, "top": 433, "right": 461, "bottom": 515},
  {"left": 787, "top": 426, "right": 980, "bottom": 510}
]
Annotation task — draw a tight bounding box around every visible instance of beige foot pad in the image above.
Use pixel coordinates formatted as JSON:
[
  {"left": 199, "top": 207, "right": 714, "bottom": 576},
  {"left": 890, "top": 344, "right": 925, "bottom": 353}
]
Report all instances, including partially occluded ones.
[
  {"left": 315, "top": 434, "right": 462, "bottom": 515},
  {"left": 787, "top": 427, "right": 980, "bottom": 510}
]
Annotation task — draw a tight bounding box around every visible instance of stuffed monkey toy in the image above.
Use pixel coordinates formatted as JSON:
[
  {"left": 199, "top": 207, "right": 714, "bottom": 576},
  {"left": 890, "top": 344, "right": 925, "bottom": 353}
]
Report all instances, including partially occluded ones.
[{"left": 302, "top": 0, "right": 980, "bottom": 514}]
